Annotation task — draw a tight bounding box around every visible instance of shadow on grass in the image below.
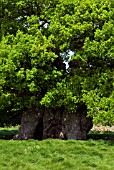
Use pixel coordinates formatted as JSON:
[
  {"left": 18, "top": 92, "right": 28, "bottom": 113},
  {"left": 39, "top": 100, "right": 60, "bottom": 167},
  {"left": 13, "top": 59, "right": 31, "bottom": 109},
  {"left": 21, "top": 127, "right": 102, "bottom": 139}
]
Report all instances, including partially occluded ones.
[
  {"left": 88, "top": 131, "right": 114, "bottom": 139},
  {"left": 87, "top": 131, "right": 114, "bottom": 145},
  {"left": 0, "top": 129, "right": 114, "bottom": 145},
  {"left": 0, "top": 130, "right": 18, "bottom": 140}
]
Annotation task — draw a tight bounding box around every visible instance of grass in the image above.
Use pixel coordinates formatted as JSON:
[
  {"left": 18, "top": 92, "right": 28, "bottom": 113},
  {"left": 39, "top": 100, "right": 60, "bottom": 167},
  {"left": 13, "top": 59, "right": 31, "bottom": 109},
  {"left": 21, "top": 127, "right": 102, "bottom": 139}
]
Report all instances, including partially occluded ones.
[{"left": 0, "top": 127, "right": 114, "bottom": 170}]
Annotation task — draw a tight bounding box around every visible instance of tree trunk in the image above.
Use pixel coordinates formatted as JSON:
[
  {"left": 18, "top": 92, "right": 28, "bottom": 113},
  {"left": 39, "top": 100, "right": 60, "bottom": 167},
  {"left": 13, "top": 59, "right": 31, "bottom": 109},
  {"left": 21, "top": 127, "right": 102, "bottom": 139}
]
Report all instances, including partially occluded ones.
[
  {"left": 43, "top": 108, "right": 64, "bottom": 139},
  {"left": 61, "top": 105, "right": 93, "bottom": 140},
  {"left": 13, "top": 105, "right": 93, "bottom": 140},
  {"left": 42, "top": 105, "right": 92, "bottom": 140},
  {"left": 13, "top": 107, "right": 43, "bottom": 140}
]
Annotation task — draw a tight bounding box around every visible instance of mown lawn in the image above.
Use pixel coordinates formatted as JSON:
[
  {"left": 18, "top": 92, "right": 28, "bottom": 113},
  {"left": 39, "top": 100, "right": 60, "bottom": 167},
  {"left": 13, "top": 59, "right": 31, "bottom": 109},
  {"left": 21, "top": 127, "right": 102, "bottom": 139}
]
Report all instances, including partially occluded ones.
[{"left": 0, "top": 128, "right": 114, "bottom": 170}]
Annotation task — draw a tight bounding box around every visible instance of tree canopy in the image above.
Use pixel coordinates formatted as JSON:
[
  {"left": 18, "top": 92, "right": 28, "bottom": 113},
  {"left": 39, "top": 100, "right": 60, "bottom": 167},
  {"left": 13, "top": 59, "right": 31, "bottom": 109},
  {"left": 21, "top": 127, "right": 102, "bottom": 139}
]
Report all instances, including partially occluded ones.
[{"left": 0, "top": 0, "right": 114, "bottom": 126}]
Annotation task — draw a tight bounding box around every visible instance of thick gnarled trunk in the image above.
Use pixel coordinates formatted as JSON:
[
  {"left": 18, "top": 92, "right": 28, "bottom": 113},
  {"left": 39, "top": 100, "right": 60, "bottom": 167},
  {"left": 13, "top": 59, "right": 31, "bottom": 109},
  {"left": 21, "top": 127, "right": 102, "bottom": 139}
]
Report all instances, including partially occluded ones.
[
  {"left": 14, "top": 105, "right": 93, "bottom": 140},
  {"left": 13, "top": 107, "right": 43, "bottom": 140},
  {"left": 61, "top": 106, "right": 93, "bottom": 140},
  {"left": 42, "top": 105, "right": 92, "bottom": 140}
]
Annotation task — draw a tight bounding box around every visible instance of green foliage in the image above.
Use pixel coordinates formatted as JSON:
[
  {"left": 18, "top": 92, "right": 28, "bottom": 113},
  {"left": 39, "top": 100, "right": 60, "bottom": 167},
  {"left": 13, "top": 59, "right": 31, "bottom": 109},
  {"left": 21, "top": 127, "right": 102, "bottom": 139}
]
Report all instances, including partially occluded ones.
[{"left": 0, "top": 0, "right": 114, "bottom": 125}]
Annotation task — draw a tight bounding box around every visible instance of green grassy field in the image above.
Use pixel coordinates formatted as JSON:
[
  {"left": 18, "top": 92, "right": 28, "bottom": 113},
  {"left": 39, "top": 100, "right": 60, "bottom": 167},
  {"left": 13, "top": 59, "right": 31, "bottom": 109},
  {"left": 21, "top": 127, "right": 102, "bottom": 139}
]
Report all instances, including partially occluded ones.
[{"left": 0, "top": 128, "right": 114, "bottom": 170}]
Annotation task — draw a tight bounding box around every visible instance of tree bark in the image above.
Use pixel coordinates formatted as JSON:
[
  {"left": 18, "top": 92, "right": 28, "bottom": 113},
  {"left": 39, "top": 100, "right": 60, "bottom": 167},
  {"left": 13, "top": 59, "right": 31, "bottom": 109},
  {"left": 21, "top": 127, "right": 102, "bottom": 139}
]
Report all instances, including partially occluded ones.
[
  {"left": 13, "top": 107, "right": 43, "bottom": 140},
  {"left": 43, "top": 108, "right": 64, "bottom": 139},
  {"left": 13, "top": 105, "right": 93, "bottom": 140},
  {"left": 61, "top": 105, "right": 93, "bottom": 140},
  {"left": 42, "top": 105, "right": 92, "bottom": 140}
]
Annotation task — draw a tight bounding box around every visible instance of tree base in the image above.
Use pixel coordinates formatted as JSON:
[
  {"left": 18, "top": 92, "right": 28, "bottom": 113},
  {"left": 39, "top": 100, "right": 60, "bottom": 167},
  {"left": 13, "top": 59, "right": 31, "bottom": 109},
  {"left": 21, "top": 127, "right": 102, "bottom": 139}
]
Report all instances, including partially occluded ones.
[{"left": 13, "top": 105, "right": 93, "bottom": 140}]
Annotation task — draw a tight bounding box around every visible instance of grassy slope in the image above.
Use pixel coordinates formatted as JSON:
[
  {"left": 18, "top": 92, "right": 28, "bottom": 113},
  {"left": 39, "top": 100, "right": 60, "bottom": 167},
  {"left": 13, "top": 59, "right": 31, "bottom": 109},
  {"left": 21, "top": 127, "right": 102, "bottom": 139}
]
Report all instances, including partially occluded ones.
[{"left": 0, "top": 138, "right": 114, "bottom": 170}]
